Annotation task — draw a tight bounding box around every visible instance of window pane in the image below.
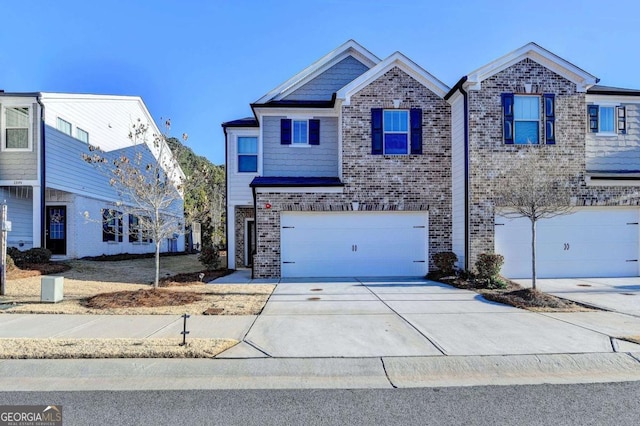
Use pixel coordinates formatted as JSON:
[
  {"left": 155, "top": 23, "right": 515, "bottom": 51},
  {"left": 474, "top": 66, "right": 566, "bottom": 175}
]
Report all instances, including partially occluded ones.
[
  {"left": 6, "top": 129, "right": 28, "bottom": 148},
  {"left": 515, "top": 121, "right": 539, "bottom": 144},
  {"left": 514, "top": 96, "right": 539, "bottom": 120},
  {"left": 238, "top": 155, "right": 258, "bottom": 172},
  {"left": 238, "top": 136, "right": 257, "bottom": 154},
  {"left": 293, "top": 120, "right": 307, "bottom": 144},
  {"left": 77, "top": 128, "right": 89, "bottom": 143},
  {"left": 383, "top": 110, "right": 408, "bottom": 132},
  {"left": 384, "top": 133, "right": 408, "bottom": 154},
  {"left": 6, "top": 107, "right": 29, "bottom": 127},
  {"left": 57, "top": 118, "right": 72, "bottom": 135},
  {"left": 600, "top": 107, "right": 614, "bottom": 132}
]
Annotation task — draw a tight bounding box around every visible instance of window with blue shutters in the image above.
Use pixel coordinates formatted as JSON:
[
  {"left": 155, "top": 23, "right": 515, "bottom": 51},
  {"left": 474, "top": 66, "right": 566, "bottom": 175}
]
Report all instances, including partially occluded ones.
[
  {"left": 371, "top": 108, "right": 422, "bottom": 155},
  {"left": 588, "top": 104, "right": 625, "bottom": 134},
  {"left": 281, "top": 118, "right": 320, "bottom": 145},
  {"left": 503, "top": 94, "right": 547, "bottom": 144},
  {"left": 544, "top": 94, "right": 555, "bottom": 144}
]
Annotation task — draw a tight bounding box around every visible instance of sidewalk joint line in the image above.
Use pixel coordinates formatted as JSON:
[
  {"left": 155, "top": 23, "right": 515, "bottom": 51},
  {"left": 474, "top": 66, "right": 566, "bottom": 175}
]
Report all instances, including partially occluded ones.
[{"left": 380, "top": 357, "right": 397, "bottom": 388}]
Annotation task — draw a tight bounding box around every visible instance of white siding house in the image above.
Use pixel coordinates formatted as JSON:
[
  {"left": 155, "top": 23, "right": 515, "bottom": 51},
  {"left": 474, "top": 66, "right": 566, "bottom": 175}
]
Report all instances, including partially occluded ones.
[{"left": 0, "top": 91, "right": 185, "bottom": 258}]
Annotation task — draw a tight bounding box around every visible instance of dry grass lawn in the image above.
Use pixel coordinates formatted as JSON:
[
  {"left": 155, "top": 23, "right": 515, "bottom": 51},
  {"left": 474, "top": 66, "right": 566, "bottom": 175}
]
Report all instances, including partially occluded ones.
[{"left": 1, "top": 255, "right": 274, "bottom": 315}]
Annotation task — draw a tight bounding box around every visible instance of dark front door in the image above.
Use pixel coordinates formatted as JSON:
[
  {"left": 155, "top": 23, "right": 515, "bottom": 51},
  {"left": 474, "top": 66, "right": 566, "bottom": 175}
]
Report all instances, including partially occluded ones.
[
  {"left": 46, "top": 206, "right": 66, "bottom": 255},
  {"left": 246, "top": 220, "right": 255, "bottom": 267}
]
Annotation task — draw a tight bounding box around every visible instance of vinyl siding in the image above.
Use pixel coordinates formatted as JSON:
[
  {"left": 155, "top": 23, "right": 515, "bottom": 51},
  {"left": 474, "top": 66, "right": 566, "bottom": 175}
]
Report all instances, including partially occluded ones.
[
  {"left": 262, "top": 116, "right": 339, "bottom": 177},
  {"left": 586, "top": 102, "right": 640, "bottom": 171},
  {"left": 450, "top": 94, "right": 466, "bottom": 269},
  {"left": 0, "top": 186, "right": 34, "bottom": 249},
  {"left": 0, "top": 100, "right": 38, "bottom": 181},
  {"left": 284, "top": 56, "right": 370, "bottom": 101},
  {"left": 226, "top": 128, "right": 259, "bottom": 207}
]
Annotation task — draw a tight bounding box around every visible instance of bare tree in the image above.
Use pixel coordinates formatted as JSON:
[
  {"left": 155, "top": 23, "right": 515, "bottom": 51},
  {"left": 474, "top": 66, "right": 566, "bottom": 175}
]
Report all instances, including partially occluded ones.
[
  {"left": 495, "top": 145, "right": 574, "bottom": 289},
  {"left": 83, "top": 119, "right": 185, "bottom": 288}
]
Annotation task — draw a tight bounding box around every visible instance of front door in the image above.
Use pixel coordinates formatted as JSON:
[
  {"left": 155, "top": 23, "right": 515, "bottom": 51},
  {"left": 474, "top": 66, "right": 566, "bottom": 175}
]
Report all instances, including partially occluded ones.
[{"left": 46, "top": 206, "right": 66, "bottom": 255}]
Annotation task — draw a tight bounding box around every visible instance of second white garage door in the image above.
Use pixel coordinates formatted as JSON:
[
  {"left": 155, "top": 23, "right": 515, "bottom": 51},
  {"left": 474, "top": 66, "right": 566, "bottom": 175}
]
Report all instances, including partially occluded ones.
[
  {"left": 495, "top": 208, "right": 639, "bottom": 278},
  {"left": 281, "top": 211, "right": 428, "bottom": 277}
]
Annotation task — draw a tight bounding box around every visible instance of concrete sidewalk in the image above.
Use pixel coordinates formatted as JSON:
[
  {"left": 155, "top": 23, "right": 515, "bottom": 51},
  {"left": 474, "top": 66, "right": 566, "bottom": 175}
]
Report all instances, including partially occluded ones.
[{"left": 2, "top": 273, "right": 640, "bottom": 390}]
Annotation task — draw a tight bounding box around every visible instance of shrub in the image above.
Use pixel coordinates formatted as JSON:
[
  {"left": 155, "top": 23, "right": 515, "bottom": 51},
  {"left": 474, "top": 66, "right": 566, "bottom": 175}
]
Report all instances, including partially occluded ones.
[
  {"left": 475, "top": 253, "right": 506, "bottom": 289},
  {"left": 24, "top": 248, "right": 52, "bottom": 264},
  {"left": 5, "top": 254, "right": 16, "bottom": 271},
  {"left": 7, "top": 247, "right": 24, "bottom": 265},
  {"left": 198, "top": 246, "right": 221, "bottom": 270},
  {"left": 433, "top": 252, "right": 458, "bottom": 275}
]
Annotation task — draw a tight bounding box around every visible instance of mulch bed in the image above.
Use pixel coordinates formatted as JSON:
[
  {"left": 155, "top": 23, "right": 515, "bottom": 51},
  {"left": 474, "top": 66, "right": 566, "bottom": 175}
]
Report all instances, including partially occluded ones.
[
  {"left": 6, "top": 263, "right": 71, "bottom": 280},
  {"left": 84, "top": 289, "right": 203, "bottom": 309},
  {"left": 159, "top": 269, "right": 232, "bottom": 287}
]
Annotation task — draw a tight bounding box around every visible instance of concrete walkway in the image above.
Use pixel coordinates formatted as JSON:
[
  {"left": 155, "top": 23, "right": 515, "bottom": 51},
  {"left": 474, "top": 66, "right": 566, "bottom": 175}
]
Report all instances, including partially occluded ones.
[{"left": 2, "top": 273, "right": 640, "bottom": 390}]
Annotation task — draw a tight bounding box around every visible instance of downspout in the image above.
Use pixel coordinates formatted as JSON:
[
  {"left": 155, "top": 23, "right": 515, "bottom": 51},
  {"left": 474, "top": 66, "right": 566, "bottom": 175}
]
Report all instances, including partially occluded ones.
[
  {"left": 251, "top": 184, "right": 257, "bottom": 280},
  {"left": 223, "top": 126, "right": 229, "bottom": 267},
  {"left": 36, "top": 95, "right": 46, "bottom": 248},
  {"left": 459, "top": 83, "right": 470, "bottom": 271}
]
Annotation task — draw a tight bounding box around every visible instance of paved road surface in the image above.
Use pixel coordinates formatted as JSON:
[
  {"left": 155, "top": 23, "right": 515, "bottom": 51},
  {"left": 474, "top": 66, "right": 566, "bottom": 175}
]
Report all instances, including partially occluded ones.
[{"left": 3, "top": 381, "right": 639, "bottom": 425}]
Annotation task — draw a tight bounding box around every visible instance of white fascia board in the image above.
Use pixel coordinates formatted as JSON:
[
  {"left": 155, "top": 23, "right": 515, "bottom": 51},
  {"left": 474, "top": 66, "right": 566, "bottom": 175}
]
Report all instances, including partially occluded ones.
[
  {"left": 254, "top": 40, "right": 381, "bottom": 104},
  {"left": 252, "top": 105, "right": 341, "bottom": 119},
  {"left": 337, "top": 52, "right": 450, "bottom": 105},
  {"left": 465, "top": 43, "right": 598, "bottom": 93},
  {"left": 586, "top": 94, "right": 640, "bottom": 104},
  {"left": 445, "top": 89, "right": 464, "bottom": 105},
  {"left": 255, "top": 186, "right": 344, "bottom": 194}
]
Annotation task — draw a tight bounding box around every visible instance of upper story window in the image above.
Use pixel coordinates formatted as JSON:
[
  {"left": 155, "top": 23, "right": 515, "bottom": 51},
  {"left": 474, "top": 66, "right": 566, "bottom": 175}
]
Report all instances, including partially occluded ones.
[
  {"left": 57, "top": 117, "right": 72, "bottom": 135},
  {"left": 371, "top": 108, "right": 422, "bottom": 155},
  {"left": 238, "top": 136, "right": 258, "bottom": 173},
  {"left": 3, "top": 106, "right": 31, "bottom": 150},
  {"left": 383, "top": 110, "right": 409, "bottom": 154},
  {"left": 76, "top": 127, "right": 89, "bottom": 144},
  {"left": 280, "top": 119, "right": 320, "bottom": 146},
  {"left": 588, "top": 104, "right": 626, "bottom": 135},
  {"left": 502, "top": 93, "right": 556, "bottom": 145}
]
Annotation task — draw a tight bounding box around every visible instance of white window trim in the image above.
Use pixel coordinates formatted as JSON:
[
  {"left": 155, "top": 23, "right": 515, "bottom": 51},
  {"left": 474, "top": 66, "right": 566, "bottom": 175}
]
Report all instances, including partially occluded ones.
[
  {"left": 1, "top": 104, "right": 33, "bottom": 152},
  {"left": 237, "top": 135, "right": 259, "bottom": 173},
  {"left": 595, "top": 103, "right": 619, "bottom": 137},
  {"left": 383, "top": 109, "right": 410, "bottom": 155},
  {"left": 513, "top": 95, "right": 541, "bottom": 145},
  {"left": 291, "top": 119, "right": 310, "bottom": 145},
  {"left": 56, "top": 117, "right": 72, "bottom": 136},
  {"left": 76, "top": 127, "right": 89, "bottom": 143}
]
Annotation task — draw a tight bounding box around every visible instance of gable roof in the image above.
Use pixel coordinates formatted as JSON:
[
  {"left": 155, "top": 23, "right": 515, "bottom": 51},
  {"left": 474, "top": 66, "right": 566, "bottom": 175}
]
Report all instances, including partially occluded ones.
[
  {"left": 254, "top": 40, "right": 380, "bottom": 104},
  {"left": 336, "top": 51, "right": 450, "bottom": 104},
  {"left": 464, "top": 42, "right": 598, "bottom": 92}
]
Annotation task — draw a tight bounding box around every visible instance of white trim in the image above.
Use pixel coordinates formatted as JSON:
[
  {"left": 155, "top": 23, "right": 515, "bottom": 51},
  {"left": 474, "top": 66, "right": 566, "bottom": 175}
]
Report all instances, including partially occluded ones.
[
  {"left": 587, "top": 94, "right": 640, "bottom": 104},
  {"left": 1, "top": 104, "right": 33, "bottom": 152},
  {"left": 255, "top": 40, "right": 380, "bottom": 104},
  {"left": 236, "top": 135, "right": 259, "bottom": 173},
  {"left": 464, "top": 42, "right": 598, "bottom": 93},
  {"left": 254, "top": 186, "right": 344, "bottom": 194},
  {"left": 337, "top": 51, "right": 450, "bottom": 105},
  {"left": 253, "top": 106, "right": 340, "bottom": 118},
  {"left": 292, "top": 118, "right": 310, "bottom": 145}
]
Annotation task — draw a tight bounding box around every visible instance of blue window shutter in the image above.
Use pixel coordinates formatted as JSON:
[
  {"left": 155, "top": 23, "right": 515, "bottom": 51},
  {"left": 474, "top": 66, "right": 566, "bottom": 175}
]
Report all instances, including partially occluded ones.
[
  {"left": 544, "top": 94, "right": 555, "bottom": 144},
  {"left": 588, "top": 105, "right": 599, "bottom": 133},
  {"left": 617, "top": 106, "right": 626, "bottom": 134},
  {"left": 280, "top": 119, "right": 292, "bottom": 144},
  {"left": 371, "top": 108, "right": 383, "bottom": 155},
  {"left": 410, "top": 108, "right": 423, "bottom": 154},
  {"left": 502, "top": 93, "right": 514, "bottom": 144},
  {"left": 309, "top": 119, "right": 320, "bottom": 145}
]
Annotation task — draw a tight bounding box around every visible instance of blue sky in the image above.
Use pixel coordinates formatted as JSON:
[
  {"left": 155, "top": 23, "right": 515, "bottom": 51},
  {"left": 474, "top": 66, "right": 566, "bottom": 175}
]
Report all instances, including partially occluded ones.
[{"left": 2, "top": 0, "right": 639, "bottom": 165}]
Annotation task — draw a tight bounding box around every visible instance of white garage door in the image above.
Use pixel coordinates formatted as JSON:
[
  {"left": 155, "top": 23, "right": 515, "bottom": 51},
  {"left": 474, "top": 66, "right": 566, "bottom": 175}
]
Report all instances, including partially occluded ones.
[
  {"left": 495, "top": 208, "right": 639, "bottom": 278},
  {"left": 281, "top": 211, "right": 428, "bottom": 277}
]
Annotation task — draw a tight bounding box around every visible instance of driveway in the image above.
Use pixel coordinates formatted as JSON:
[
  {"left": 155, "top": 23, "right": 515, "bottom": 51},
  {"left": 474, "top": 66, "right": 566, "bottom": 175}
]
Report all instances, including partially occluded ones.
[
  {"left": 513, "top": 277, "right": 640, "bottom": 317},
  {"left": 219, "top": 277, "right": 614, "bottom": 358}
]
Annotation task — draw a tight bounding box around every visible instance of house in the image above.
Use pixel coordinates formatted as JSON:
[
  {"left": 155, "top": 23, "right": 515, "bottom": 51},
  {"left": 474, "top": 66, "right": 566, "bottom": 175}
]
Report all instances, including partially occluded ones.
[
  {"left": 0, "top": 91, "right": 185, "bottom": 259},
  {"left": 447, "top": 43, "right": 640, "bottom": 279},
  {"left": 223, "top": 40, "right": 452, "bottom": 278},
  {"left": 223, "top": 41, "right": 640, "bottom": 280}
]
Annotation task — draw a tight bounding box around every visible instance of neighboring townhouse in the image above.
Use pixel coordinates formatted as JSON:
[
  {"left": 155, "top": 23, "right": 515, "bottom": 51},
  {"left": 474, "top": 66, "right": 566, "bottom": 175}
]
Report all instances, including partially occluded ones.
[
  {"left": 447, "top": 43, "right": 640, "bottom": 278},
  {"left": 0, "top": 92, "right": 185, "bottom": 258},
  {"left": 223, "top": 40, "right": 452, "bottom": 278}
]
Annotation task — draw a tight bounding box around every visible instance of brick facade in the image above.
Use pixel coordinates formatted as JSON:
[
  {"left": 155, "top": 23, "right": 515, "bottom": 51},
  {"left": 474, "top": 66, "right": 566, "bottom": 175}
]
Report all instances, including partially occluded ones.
[
  {"left": 467, "top": 58, "right": 640, "bottom": 267},
  {"left": 253, "top": 67, "right": 452, "bottom": 278}
]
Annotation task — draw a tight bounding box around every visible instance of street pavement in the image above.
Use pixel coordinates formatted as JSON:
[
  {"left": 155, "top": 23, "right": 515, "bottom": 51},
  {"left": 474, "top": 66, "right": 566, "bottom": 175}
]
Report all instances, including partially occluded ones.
[{"left": 1, "top": 273, "right": 640, "bottom": 390}]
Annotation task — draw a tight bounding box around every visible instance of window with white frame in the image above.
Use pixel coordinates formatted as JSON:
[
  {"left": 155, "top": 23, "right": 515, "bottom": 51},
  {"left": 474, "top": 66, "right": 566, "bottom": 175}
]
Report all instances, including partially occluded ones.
[
  {"left": 292, "top": 120, "right": 308, "bottom": 144},
  {"left": 588, "top": 104, "right": 626, "bottom": 134},
  {"left": 129, "top": 214, "right": 152, "bottom": 243},
  {"left": 4, "top": 106, "right": 31, "bottom": 150},
  {"left": 383, "top": 110, "right": 409, "bottom": 154},
  {"left": 76, "top": 127, "right": 89, "bottom": 143},
  {"left": 513, "top": 96, "right": 540, "bottom": 144},
  {"left": 57, "top": 117, "right": 72, "bottom": 135},
  {"left": 237, "top": 136, "right": 258, "bottom": 173},
  {"left": 102, "top": 209, "right": 123, "bottom": 242}
]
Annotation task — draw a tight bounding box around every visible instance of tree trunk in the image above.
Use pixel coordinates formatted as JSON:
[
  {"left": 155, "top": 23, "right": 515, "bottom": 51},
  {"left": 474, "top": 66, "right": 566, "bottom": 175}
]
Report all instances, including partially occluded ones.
[
  {"left": 154, "top": 240, "right": 161, "bottom": 289},
  {"left": 531, "top": 218, "right": 537, "bottom": 290}
]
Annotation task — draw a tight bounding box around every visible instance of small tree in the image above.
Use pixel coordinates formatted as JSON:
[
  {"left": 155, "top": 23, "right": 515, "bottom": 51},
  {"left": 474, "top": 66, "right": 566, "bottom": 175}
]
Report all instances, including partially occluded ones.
[
  {"left": 496, "top": 145, "right": 574, "bottom": 289},
  {"left": 83, "top": 119, "right": 185, "bottom": 288}
]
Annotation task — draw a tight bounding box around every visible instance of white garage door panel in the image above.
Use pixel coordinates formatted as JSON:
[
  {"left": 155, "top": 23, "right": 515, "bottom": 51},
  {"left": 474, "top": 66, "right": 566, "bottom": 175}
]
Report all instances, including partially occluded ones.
[
  {"left": 496, "top": 209, "right": 639, "bottom": 278},
  {"left": 281, "top": 212, "right": 428, "bottom": 277}
]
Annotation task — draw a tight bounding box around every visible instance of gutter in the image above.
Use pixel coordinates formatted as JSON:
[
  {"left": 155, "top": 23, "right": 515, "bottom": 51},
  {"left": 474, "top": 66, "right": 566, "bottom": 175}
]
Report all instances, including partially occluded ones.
[
  {"left": 251, "top": 184, "right": 256, "bottom": 280},
  {"left": 36, "top": 94, "right": 46, "bottom": 249},
  {"left": 222, "top": 126, "right": 230, "bottom": 269}
]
